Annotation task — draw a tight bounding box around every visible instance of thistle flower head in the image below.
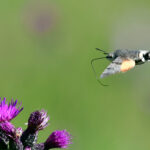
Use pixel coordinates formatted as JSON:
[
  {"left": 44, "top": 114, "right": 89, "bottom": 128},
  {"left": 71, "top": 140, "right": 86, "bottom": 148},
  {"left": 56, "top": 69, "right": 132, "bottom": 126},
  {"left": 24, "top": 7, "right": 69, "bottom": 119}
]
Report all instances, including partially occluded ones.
[
  {"left": 45, "top": 130, "right": 72, "bottom": 149},
  {"left": 0, "top": 122, "right": 15, "bottom": 138},
  {"left": 0, "top": 97, "right": 23, "bottom": 122},
  {"left": 28, "top": 110, "right": 49, "bottom": 132},
  {"left": 0, "top": 122, "right": 23, "bottom": 140}
]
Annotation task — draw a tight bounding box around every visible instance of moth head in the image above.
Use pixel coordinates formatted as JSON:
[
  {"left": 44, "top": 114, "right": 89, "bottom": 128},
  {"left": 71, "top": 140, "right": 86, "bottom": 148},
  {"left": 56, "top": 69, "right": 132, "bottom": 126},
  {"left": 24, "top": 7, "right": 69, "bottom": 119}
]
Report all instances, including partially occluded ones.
[
  {"left": 144, "top": 51, "right": 150, "bottom": 61},
  {"left": 106, "top": 53, "right": 115, "bottom": 59}
]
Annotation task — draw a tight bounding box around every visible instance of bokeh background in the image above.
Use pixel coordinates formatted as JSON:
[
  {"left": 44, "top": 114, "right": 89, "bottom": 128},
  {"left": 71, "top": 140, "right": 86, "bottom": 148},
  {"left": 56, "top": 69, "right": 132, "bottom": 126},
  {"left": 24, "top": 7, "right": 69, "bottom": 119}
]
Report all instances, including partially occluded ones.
[{"left": 1, "top": 0, "right": 150, "bottom": 149}]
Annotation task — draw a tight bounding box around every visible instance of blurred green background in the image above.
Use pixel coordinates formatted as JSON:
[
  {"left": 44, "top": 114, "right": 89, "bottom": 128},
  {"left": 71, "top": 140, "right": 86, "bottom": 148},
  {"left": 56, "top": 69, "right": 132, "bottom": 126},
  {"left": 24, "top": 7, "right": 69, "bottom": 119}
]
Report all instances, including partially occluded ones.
[{"left": 1, "top": 0, "right": 150, "bottom": 149}]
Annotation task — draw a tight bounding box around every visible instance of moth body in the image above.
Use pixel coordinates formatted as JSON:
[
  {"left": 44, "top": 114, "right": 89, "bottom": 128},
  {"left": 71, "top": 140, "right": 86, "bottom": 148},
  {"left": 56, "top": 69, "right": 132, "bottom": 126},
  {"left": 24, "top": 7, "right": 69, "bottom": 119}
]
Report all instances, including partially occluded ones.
[{"left": 100, "top": 49, "right": 150, "bottom": 78}]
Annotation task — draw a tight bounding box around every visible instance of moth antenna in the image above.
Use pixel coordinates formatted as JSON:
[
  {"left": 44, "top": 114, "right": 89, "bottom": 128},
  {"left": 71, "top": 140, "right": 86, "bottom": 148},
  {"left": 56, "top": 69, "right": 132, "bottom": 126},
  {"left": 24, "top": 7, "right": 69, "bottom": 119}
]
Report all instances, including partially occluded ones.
[
  {"left": 95, "top": 48, "right": 108, "bottom": 55},
  {"left": 91, "top": 57, "right": 109, "bottom": 86}
]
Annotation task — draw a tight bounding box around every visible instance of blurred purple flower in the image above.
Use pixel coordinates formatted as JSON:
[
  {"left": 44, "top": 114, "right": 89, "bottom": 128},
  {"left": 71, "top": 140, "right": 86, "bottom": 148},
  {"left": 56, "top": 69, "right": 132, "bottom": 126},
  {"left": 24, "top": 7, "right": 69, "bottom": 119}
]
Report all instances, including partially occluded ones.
[
  {"left": 45, "top": 130, "right": 72, "bottom": 149},
  {"left": 28, "top": 110, "right": 49, "bottom": 132},
  {"left": 23, "top": 0, "right": 59, "bottom": 35},
  {"left": 0, "top": 98, "right": 23, "bottom": 122}
]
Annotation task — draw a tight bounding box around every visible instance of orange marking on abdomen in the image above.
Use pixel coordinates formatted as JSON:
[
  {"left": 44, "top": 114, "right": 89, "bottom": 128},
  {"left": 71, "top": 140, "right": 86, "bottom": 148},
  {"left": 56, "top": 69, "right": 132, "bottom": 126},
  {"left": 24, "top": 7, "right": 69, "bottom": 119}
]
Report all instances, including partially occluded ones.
[{"left": 121, "top": 60, "right": 135, "bottom": 72}]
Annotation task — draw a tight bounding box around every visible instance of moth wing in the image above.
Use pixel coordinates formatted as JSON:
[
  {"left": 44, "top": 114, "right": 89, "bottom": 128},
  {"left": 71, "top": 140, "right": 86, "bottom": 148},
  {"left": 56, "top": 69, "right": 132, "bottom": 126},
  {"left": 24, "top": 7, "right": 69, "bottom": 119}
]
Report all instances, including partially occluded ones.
[
  {"left": 100, "top": 57, "right": 135, "bottom": 78},
  {"left": 120, "top": 59, "right": 135, "bottom": 72}
]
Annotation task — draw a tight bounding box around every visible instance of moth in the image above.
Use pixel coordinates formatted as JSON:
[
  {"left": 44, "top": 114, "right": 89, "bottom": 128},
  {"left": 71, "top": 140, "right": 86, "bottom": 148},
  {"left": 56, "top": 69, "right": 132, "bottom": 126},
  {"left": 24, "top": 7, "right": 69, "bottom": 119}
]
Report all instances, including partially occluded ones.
[{"left": 91, "top": 48, "right": 150, "bottom": 86}]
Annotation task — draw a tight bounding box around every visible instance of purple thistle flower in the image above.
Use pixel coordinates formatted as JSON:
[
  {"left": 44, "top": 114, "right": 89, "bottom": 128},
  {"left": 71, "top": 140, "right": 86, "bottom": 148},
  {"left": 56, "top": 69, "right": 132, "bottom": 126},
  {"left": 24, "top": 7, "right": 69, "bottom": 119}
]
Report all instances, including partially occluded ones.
[
  {"left": 28, "top": 110, "right": 49, "bottom": 132},
  {"left": 0, "top": 97, "right": 23, "bottom": 122},
  {"left": 45, "top": 130, "right": 72, "bottom": 149},
  {"left": 0, "top": 122, "right": 15, "bottom": 138},
  {"left": 0, "top": 122, "right": 23, "bottom": 140},
  {"left": 21, "top": 110, "right": 49, "bottom": 148},
  {"left": 0, "top": 98, "right": 73, "bottom": 149},
  {"left": 0, "top": 121, "right": 24, "bottom": 149}
]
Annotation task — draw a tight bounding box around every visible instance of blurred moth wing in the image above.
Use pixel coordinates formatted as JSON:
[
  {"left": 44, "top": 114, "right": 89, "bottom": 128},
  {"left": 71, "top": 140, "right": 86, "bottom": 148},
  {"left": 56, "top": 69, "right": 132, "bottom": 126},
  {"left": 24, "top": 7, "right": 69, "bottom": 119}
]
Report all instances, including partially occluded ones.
[{"left": 100, "top": 57, "right": 135, "bottom": 78}]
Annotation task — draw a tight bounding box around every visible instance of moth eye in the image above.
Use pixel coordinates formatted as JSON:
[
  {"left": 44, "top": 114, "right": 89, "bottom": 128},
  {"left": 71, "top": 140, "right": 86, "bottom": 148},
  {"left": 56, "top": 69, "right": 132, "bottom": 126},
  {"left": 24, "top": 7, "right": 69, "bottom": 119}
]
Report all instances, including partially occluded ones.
[{"left": 110, "top": 53, "right": 114, "bottom": 57}]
